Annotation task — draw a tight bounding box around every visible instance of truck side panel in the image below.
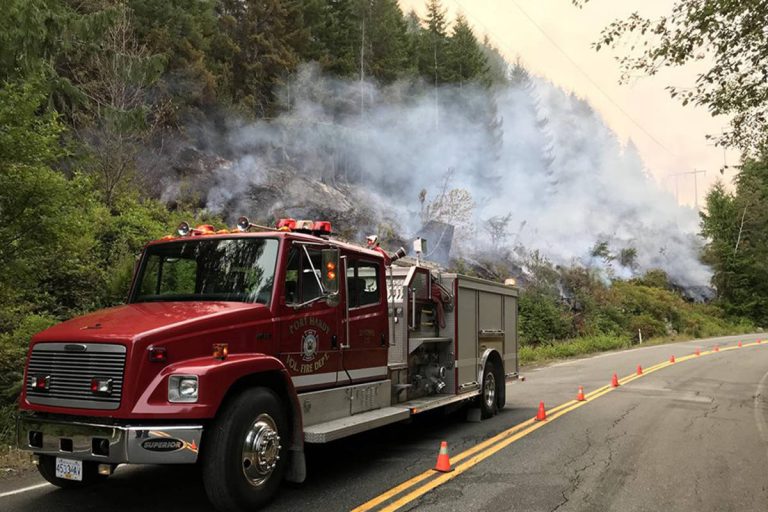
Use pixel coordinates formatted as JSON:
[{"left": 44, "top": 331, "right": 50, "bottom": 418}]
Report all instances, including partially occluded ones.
[
  {"left": 456, "top": 285, "right": 478, "bottom": 391},
  {"left": 504, "top": 294, "right": 519, "bottom": 376}
]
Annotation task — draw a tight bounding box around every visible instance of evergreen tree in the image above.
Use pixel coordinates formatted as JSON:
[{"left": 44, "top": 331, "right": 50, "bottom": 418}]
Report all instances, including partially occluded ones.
[
  {"left": 446, "top": 14, "right": 489, "bottom": 86},
  {"left": 481, "top": 35, "right": 509, "bottom": 85},
  {"left": 129, "top": 0, "right": 218, "bottom": 106},
  {"left": 216, "top": 0, "right": 307, "bottom": 117},
  {"left": 417, "top": 0, "right": 452, "bottom": 84},
  {"left": 701, "top": 158, "right": 768, "bottom": 324},
  {"left": 364, "top": 0, "right": 411, "bottom": 83}
]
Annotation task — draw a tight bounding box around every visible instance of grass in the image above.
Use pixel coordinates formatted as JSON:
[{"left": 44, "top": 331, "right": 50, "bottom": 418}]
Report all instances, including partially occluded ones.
[
  {"left": 520, "top": 334, "right": 631, "bottom": 366},
  {"left": 519, "top": 327, "right": 762, "bottom": 367}
]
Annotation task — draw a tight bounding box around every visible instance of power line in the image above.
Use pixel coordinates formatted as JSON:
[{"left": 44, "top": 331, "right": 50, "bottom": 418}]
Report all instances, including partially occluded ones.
[
  {"left": 669, "top": 169, "right": 706, "bottom": 209},
  {"left": 448, "top": 0, "right": 678, "bottom": 159}
]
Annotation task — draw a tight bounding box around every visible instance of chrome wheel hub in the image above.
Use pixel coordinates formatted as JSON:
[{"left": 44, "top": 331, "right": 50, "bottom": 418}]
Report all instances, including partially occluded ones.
[
  {"left": 241, "top": 413, "right": 281, "bottom": 487},
  {"left": 484, "top": 371, "right": 496, "bottom": 409}
]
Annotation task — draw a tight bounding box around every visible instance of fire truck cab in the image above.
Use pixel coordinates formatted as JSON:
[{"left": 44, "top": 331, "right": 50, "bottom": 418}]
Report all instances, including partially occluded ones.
[{"left": 16, "top": 218, "right": 518, "bottom": 511}]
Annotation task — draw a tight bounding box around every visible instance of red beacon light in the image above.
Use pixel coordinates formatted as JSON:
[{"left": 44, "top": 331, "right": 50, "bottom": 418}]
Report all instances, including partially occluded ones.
[
  {"left": 276, "top": 218, "right": 296, "bottom": 231},
  {"left": 313, "top": 221, "right": 332, "bottom": 236}
]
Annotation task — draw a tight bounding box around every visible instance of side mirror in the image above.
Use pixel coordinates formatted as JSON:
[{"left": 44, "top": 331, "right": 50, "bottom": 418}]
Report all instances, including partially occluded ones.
[{"left": 321, "top": 249, "right": 340, "bottom": 295}]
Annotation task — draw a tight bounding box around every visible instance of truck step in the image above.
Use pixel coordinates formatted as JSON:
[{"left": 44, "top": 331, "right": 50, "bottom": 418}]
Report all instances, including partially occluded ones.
[{"left": 304, "top": 407, "right": 410, "bottom": 443}]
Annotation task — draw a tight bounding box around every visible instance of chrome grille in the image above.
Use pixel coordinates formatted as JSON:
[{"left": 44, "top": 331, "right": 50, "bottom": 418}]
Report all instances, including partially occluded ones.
[{"left": 26, "top": 343, "right": 127, "bottom": 410}]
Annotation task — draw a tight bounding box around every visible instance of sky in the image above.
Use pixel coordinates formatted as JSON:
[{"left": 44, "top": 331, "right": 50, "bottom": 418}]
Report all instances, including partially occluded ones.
[{"left": 398, "top": 0, "right": 739, "bottom": 208}]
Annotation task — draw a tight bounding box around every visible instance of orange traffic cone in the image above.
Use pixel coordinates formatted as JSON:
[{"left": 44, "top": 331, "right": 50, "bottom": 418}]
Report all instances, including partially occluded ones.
[
  {"left": 434, "top": 441, "right": 453, "bottom": 472},
  {"left": 738, "top": 341, "right": 743, "bottom": 348},
  {"left": 714, "top": 345, "right": 720, "bottom": 352},
  {"left": 576, "top": 386, "right": 585, "bottom": 401},
  {"left": 636, "top": 365, "right": 643, "bottom": 376},
  {"left": 695, "top": 348, "right": 701, "bottom": 356},
  {"left": 611, "top": 373, "right": 620, "bottom": 387},
  {"left": 536, "top": 401, "right": 547, "bottom": 421},
  {"left": 669, "top": 355, "right": 676, "bottom": 363}
]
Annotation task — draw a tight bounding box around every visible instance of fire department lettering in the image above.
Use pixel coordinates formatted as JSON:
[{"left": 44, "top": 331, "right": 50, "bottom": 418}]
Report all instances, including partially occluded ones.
[
  {"left": 286, "top": 353, "right": 329, "bottom": 374},
  {"left": 288, "top": 316, "right": 330, "bottom": 336}
]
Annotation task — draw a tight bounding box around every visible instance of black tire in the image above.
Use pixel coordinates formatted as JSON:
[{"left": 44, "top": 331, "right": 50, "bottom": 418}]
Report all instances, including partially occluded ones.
[
  {"left": 36, "top": 454, "right": 110, "bottom": 488},
  {"left": 480, "top": 361, "right": 499, "bottom": 419},
  {"left": 202, "top": 387, "right": 288, "bottom": 512}
]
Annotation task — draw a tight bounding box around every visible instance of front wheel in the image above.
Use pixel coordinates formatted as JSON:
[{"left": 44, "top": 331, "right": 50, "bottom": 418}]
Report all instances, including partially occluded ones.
[
  {"left": 202, "top": 388, "right": 288, "bottom": 512},
  {"left": 36, "top": 455, "right": 110, "bottom": 488}
]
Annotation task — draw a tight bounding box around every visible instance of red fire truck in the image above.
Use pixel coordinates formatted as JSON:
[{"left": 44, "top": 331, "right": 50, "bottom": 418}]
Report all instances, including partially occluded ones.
[{"left": 17, "top": 218, "right": 519, "bottom": 511}]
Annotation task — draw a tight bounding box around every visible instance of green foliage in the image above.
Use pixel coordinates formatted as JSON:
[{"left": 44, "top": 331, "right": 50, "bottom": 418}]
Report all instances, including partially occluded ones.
[
  {"left": 447, "top": 14, "right": 490, "bottom": 86},
  {"left": 577, "top": 0, "right": 768, "bottom": 153},
  {"left": 0, "top": 80, "right": 104, "bottom": 325},
  {"left": 515, "top": 260, "right": 755, "bottom": 356},
  {"left": 701, "top": 157, "right": 768, "bottom": 325},
  {"left": 0, "top": 316, "right": 57, "bottom": 400},
  {"left": 215, "top": 0, "right": 306, "bottom": 116},
  {"left": 129, "top": 0, "right": 218, "bottom": 104},
  {"left": 519, "top": 289, "right": 573, "bottom": 345}
]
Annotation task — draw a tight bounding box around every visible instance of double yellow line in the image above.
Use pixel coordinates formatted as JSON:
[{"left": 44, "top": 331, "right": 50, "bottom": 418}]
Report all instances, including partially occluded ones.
[{"left": 352, "top": 341, "right": 763, "bottom": 512}]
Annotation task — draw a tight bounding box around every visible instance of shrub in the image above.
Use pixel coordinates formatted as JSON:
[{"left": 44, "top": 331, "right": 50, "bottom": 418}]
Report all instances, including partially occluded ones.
[{"left": 519, "top": 289, "right": 573, "bottom": 345}]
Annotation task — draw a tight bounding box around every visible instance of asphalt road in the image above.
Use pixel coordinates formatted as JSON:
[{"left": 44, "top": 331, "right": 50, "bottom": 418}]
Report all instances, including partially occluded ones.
[{"left": 2, "top": 332, "right": 766, "bottom": 512}]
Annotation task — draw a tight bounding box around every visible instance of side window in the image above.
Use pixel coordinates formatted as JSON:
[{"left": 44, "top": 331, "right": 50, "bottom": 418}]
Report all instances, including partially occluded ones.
[
  {"left": 300, "top": 249, "right": 323, "bottom": 302},
  {"left": 346, "top": 259, "right": 380, "bottom": 308},
  {"left": 284, "top": 249, "right": 299, "bottom": 304},
  {"left": 346, "top": 262, "right": 358, "bottom": 309},
  {"left": 284, "top": 245, "right": 324, "bottom": 304},
  {"left": 357, "top": 261, "right": 380, "bottom": 306}
]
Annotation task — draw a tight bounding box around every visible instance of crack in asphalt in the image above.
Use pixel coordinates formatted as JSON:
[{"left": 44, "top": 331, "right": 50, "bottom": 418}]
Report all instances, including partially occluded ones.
[{"left": 549, "top": 403, "right": 640, "bottom": 512}]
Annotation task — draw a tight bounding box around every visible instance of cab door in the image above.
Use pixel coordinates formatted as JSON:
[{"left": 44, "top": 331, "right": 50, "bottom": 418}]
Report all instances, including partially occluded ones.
[
  {"left": 277, "top": 242, "right": 341, "bottom": 391},
  {"left": 340, "top": 255, "right": 388, "bottom": 384}
]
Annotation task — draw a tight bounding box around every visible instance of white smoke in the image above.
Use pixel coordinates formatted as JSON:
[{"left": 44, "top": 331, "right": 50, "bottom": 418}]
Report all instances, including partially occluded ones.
[{"left": 168, "top": 63, "right": 710, "bottom": 287}]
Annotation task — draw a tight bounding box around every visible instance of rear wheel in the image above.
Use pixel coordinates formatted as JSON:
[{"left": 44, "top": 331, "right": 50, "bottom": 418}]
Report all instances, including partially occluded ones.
[
  {"left": 480, "top": 361, "right": 499, "bottom": 419},
  {"left": 202, "top": 388, "right": 287, "bottom": 512},
  {"left": 36, "top": 455, "right": 110, "bottom": 488}
]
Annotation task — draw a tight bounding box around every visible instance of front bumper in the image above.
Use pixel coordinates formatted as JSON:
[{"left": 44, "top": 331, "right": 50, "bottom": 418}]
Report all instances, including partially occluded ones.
[{"left": 17, "top": 414, "right": 203, "bottom": 464}]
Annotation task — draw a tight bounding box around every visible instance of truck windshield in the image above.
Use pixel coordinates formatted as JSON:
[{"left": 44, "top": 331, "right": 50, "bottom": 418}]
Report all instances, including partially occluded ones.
[{"left": 132, "top": 238, "right": 279, "bottom": 305}]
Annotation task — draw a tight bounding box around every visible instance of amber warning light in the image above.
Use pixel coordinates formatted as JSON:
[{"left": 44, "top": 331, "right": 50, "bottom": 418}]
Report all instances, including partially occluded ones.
[
  {"left": 212, "top": 343, "right": 229, "bottom": 360},
  {"left": 321, "top": 249, "right": 340, "bottom": 294}
]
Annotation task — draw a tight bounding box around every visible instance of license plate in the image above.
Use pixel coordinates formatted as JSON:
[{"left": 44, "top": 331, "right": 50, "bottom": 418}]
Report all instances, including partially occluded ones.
[{"left": 55, "top": 458, "right": 83, "bottom": 481}]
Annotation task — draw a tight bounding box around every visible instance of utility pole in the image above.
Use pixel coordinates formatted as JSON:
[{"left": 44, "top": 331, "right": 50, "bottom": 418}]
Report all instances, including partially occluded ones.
[
  {"left": 434, "top": 43, "right": 439, "bottom": 130},
  {"left": 360, "top": 18, "right": 365, "bottom": 119},
  {"left": 669, "top": 169, "right": 706, "bottom": 209}
]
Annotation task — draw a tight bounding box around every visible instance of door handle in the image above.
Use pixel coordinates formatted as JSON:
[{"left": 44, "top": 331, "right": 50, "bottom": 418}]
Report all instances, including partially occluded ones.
[{"left": 331, "top": 335, "right": 338, "bottom": 349}]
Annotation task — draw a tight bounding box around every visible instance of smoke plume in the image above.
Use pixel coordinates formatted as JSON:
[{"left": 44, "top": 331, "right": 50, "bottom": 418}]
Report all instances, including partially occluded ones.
[{"left": 163, "top": 63, "right": 710, "bottom": 288}]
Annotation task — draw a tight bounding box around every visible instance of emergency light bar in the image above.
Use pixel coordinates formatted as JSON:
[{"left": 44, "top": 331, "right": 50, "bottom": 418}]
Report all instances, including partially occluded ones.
[{"left": 277, "top": 218, "right": 332, "bottom": 237}]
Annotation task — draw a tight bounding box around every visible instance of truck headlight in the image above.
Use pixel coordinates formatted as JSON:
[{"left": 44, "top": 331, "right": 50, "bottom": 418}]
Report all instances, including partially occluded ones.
[{"left": 168, "top": 375, "right": 198, "bottom": 403}]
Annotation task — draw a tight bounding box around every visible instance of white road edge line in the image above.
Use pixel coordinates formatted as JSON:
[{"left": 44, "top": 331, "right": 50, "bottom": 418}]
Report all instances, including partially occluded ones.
[
  {"left": 0, "top": 482, "right": 51, "bottom": 499},
  {"left": 752, "top": 367, "right": 768, "bottom": 464}
]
